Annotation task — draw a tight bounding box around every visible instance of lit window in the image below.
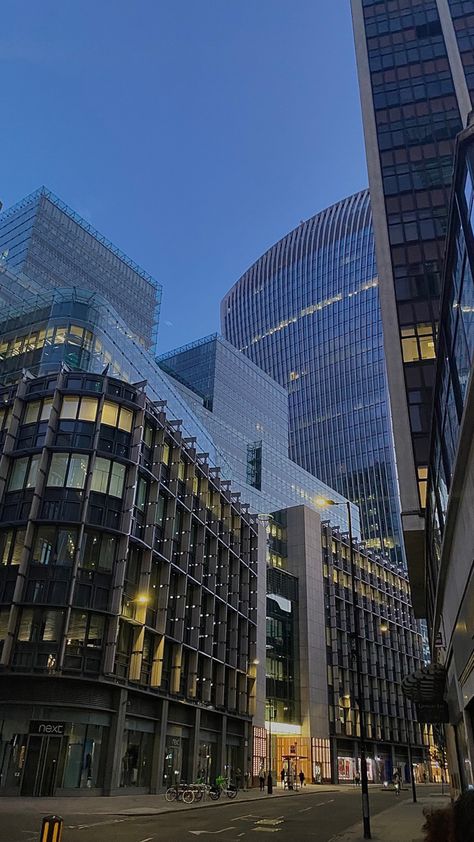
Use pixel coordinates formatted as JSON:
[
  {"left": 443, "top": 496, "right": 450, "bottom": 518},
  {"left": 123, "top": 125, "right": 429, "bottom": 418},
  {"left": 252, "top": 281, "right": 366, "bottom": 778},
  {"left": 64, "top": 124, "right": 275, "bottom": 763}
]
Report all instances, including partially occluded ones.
[
  {"left": 47, "top": 453, "right": 88, "bottom": 489},
  {"left": 101, "top": 401, "right": 118, "bottom": 427},
  {"left": 91, "top": 457, "right": 110, "bottom": 494},
  {"left": 118, "top": 407, "right": 133, "bottom": 433},
  {"left": 66, "top": 454, "right": 88, "bottom": 489},
  {"left": 417, "top": 466, "right": 428, "bottom": 508},
  {"left": 401, "top": 324, "right": 436, "bottom": 363},
  {"left": 78, "top": 397, "right": 98, "bottom": 422}
]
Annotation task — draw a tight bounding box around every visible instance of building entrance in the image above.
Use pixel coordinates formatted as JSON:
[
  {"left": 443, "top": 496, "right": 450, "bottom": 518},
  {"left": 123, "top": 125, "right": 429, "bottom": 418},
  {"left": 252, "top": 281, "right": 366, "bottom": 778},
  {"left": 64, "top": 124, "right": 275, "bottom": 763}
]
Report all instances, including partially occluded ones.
[{"left": 21, "top": 734, "right": 65, "bottom": 796}]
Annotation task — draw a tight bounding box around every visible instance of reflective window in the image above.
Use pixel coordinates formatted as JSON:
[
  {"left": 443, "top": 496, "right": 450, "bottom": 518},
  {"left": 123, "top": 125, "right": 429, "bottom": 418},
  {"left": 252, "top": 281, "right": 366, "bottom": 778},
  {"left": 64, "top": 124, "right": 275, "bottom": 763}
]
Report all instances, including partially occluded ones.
[
  {"left": 32, "top": 526, "right": 78, "bottom": 566},
  {"left": 47, "top": 453, "right": 88, "bottom": 489},
  {"left": 101, "top": 401, "right": 133, "bottom": 432},
  {"left": 0, "top": 528, "right": 26, "bottom": 565},
  {"left": 60, "top": 396, "right": 98, "bottom": 422},
  {"left": 8, "top": 455, "right": 40, "bottom": 492},
  {"left": 80, "top": 530, "right": 116, "bottom": 571},
  {"left": 90, "top": 457, "right": 126, "bottom": 498}
]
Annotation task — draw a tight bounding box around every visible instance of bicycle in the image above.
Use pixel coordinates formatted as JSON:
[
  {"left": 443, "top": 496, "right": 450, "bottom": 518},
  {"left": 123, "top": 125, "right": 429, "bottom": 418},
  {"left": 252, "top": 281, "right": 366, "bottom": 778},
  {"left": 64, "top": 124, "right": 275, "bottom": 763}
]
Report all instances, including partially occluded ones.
[
  {"left": 165, "top": 782, "right": 195, "bottom": 803},
  {"left": 212, "top": 778, "right": 238, "bottom": 799}
]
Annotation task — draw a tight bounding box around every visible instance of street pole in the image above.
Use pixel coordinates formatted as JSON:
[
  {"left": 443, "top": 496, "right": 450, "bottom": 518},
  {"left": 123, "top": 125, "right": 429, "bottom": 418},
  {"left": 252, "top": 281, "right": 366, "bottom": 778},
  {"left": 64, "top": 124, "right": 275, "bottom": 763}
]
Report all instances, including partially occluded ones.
[
  {"left": 267, "top": 708, "right": 273, "bottom": 794},
  {"left": 407, "top": 741, "right": 417, "bottom": 803},
  {"left": 347, "top": 501, "right": 371, "bottom": 839}
]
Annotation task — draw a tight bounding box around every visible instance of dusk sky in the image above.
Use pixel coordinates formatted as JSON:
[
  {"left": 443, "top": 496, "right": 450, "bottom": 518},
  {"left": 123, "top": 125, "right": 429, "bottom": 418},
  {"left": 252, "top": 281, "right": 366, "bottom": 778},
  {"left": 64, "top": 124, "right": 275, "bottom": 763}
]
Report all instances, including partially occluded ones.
[{"left": 2, "top": 1, "right": 368, "bottom": 352}]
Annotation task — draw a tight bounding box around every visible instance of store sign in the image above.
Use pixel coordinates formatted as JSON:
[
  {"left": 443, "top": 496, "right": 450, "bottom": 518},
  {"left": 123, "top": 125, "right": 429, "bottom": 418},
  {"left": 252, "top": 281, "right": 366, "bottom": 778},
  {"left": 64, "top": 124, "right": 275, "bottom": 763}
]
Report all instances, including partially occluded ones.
[
  {"left": 29, "top": 721, "right": 66, "bottom": 736},
  {"left": 416, "top": 703, "right": 449, "bottom": 724}
]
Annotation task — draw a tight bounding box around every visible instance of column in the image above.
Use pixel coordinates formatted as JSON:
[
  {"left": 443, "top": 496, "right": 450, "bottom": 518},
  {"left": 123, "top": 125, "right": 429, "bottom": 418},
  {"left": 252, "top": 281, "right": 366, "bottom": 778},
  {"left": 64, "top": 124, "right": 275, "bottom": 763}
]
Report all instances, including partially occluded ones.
[
  {"left": 218, "top": 714, "right": 227, "bottom": 777},
  {"left": 190, "top": 707, "right": 202, "bottom": 782},
  {"left": 150, "top": 699, "right": 169, "bottom": 794},
  {"left": 103, "top": 688, "right": 128, "bottom": 795}
]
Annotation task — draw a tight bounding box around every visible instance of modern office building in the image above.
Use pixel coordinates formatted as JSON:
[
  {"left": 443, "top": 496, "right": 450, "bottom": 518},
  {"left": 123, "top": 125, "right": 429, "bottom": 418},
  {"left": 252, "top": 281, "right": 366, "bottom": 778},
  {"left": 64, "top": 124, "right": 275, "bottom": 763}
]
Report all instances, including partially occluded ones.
[
  {"left": 220, "top": 191, "right": 405, "bottom": 566},
  {"left": 259, "top": 505, "right": 428, "bottom": 785},
  {"left": 159, "top": 334, "right": 358, "bottom": 535},
  {"left": 0, "top": 369, "right": 260, "bottom": 796},
  {"left": 159, "top": 335, "right": 431, "bottom": 781},
  {"left": 351, "top": 0, "right": 474, "bottom": 609},
  {"left": 423, "top": 119, "right": 474, "bottom": 792},
  {"left": 0, "top": 188, "right": 161, "bottom": 350},
  {"left": 0, "top": 280, "right": 356, "bottom": 537}
]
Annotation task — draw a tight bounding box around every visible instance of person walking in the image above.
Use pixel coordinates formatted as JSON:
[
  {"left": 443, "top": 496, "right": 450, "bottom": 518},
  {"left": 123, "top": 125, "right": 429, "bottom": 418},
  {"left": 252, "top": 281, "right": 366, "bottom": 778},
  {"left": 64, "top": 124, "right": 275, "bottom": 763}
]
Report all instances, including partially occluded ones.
[
  {"left": 280, "top": 768, "right": 286, "bottom": 788},
  {"left": 355, "top": 771, "right": 361, "bottom": 786},
  {"left": 299, "top": 770, "right": 305, "bottom": 788},
  {"left": 259, "top": 769, "right": 265, "bottom": 792}
]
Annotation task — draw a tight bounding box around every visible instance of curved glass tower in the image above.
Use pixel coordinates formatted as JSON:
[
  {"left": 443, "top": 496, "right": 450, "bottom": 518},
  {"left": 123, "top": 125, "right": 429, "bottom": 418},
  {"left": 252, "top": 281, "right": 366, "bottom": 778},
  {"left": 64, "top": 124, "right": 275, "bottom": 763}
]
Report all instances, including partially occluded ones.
[{"left": 221, "top": 189, "right": 405, "bottom": 566}]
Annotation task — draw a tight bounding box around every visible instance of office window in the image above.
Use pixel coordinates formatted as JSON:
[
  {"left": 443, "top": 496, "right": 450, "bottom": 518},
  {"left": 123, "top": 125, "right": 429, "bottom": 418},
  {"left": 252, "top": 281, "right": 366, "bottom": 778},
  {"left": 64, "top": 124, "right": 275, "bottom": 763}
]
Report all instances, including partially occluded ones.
[
  {"left": 47, "top": 453, "right": 88, "bottom": 489},
  {"left": 401, "top": 324, "right": 437, "bottom": 362},
  {"left": 8, "top": 455, "right": 40, "bottom": 492},
  {"left": 17, "top": 608, "right": 64, "bottom": 642},
  {"left": 109, "top": 462, "right": 126, "bottom": 497},
  {"left": 32, "top": 526, "right": 78, "bottom": 566},
  {"left": 91, "top": 457, "right": 109, "bottom": 494},
  {"left": 101, "top": 401, "right": 133, "bottom": 432},
  {"left": 0, "top": 528, "right": 26, "bottom": 565},
  {"left": 90, "top": 457, "right": 126, "bottom": 498},
  {"left": 80, "top": 530, "right": 116, "bottom": 571},
  {"left": 60, "top": 396, "right": 98, "bottom": 422}
]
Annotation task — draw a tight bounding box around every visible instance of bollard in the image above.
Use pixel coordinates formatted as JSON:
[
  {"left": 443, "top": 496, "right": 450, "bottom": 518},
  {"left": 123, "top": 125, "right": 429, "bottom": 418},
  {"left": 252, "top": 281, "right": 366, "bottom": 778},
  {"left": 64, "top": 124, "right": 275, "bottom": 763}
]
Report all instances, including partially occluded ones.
[{"left": 39, "top": 815, "right": 63, "bottom": 842}]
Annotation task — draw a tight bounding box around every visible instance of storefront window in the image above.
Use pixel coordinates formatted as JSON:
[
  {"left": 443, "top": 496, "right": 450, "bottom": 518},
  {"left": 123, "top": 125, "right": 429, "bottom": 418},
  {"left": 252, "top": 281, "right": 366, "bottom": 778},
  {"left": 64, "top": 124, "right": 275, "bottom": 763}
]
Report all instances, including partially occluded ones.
[
  {"left": 62, "top": 723, "right": 105, "bottom": 789},
  {"left": 163, "top": 736, "right": 190, "bottom": 786},
  {"left": 197, "top": 741, "right": 216, "bottom": 784},
  {"left": 120, "top": 729, "right": 153, "bottom": 788}
]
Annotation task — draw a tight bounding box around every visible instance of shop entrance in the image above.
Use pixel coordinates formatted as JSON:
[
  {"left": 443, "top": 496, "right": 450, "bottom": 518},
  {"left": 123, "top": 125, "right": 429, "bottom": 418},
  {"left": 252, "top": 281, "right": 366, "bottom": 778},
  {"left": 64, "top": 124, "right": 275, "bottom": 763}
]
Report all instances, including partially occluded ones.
[{"left": 21, "top": 734, "right": 65, "bottom": 796}]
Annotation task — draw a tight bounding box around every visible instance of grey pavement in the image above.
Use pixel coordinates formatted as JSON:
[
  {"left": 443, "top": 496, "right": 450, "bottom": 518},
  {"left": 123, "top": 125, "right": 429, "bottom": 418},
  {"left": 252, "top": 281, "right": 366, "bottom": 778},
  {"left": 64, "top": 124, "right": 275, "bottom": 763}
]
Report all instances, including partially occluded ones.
[
  {"left": 0, "top": 782, "right": 339, "bottom": 817},
  {"left": 328, "top": 793, "right": 451, "bottom": 842}
]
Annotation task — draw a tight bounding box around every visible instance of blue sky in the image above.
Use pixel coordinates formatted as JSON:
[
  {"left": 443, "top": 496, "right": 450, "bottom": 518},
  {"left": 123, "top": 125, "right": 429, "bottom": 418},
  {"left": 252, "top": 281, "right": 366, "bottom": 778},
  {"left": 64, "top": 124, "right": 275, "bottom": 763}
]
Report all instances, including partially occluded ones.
[{"left": 2, "top": 0, "right": 367, "bottom": 352}]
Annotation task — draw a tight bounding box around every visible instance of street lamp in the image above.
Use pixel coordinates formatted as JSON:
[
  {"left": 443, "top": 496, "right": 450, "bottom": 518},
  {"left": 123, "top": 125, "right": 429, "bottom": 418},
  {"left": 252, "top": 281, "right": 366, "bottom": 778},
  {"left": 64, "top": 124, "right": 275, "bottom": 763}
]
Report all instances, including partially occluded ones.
[{"left": 317, "top": 497, "right": 371, "bottom": 840}]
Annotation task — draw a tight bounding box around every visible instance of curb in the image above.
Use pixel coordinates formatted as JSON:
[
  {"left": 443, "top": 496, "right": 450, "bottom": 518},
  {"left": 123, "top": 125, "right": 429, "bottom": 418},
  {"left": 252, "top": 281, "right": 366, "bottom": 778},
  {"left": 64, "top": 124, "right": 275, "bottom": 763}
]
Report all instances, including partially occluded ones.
[{"left": 117, "top": 788, "right": 338, "bottom": 817}]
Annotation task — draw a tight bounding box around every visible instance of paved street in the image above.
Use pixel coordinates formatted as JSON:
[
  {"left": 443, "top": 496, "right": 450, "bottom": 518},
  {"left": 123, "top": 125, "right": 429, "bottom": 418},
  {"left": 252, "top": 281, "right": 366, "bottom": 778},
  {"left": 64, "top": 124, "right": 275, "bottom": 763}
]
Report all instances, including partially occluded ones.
[{"left": 0, "top": 786, "right": 438, "bottom": 842}]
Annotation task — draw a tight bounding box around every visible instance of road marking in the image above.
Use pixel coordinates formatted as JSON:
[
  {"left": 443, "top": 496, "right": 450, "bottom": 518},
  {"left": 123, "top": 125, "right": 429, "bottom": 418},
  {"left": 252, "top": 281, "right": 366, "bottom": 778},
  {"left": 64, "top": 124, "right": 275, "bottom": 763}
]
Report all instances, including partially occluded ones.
[
  {"left": 299, "top": 806, "right": 313, "bottom": 812},
  {"left": 190, "top": 828, "right": 237, "bottom": 836},
  {"left": 138, "top": 837, "right": 155, "bottom": 842}
]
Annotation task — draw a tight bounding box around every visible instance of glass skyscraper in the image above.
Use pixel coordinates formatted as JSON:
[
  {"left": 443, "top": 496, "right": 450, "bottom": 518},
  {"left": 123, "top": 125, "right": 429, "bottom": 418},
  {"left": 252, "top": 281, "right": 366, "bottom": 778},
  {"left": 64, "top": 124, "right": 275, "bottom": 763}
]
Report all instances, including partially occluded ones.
[
  {"left": 0, "top": 187, "right": 162, "bottom": 350},
  {"left": 221, "top": 190, "right": 405, "bottom": 565},
  {"left": 351, "top": 0, "right": 474, "bottom": 610}
]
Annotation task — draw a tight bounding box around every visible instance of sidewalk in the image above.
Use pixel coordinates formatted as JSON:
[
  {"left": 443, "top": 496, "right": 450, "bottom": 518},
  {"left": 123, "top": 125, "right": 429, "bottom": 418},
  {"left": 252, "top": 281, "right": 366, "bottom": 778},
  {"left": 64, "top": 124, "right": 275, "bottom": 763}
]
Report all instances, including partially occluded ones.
[
  {"left": 329, "top": 793, "right": 451, "bottom": 842},
  {"left": 0, "top": 782, "right": 339, "bottom": 817}
]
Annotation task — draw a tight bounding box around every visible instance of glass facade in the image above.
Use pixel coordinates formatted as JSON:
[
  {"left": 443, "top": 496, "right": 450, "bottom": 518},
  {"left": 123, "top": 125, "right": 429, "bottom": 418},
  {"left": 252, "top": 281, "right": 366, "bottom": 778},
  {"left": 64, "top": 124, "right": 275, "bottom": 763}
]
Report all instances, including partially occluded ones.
[
  {"left": 159, "top": 335, "right": 359, "bottom": 536},
  {"left": 0, "top": 370, "right": 256, "bottom": 794},
  {"left": 221, "top": 191, "right": 403, "bottom": 564},
  {"left": 354, "top": 0, "right": 465, "bottom": 508},
  {"left": 0, "top": 188, "right": 162, "bottom": 351},
  {"left": 426, "top": 122, "right": 474, "bottom": 630}
]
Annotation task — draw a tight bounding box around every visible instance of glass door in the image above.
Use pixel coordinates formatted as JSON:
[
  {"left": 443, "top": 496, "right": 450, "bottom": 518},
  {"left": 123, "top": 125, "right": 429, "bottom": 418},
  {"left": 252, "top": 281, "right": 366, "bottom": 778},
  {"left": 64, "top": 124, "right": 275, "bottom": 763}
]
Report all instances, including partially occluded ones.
[{"left": 21, "top": 735, "right": 64, "bottom": 796}]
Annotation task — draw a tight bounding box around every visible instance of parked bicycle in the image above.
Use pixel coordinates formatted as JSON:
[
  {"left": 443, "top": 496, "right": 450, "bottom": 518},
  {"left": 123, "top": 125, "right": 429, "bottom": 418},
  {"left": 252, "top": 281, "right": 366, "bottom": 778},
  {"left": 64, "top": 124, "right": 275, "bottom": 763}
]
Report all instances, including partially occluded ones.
[
  {"left": 165, "top": 782, "right": 196, "bottom": 803},
  {"left": 212, "top": 776, "right": 238, "bottom": 799}
]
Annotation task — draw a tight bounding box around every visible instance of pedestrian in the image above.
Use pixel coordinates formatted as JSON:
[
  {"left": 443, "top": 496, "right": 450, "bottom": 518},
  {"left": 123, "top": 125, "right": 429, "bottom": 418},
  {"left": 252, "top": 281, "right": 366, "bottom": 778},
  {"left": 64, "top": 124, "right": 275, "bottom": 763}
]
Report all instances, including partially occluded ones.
[
  {"left": 281, "top": 768, "right": 285, "bottom": 788},
  {"left": 259, "top": 769, "right": 265, "bottom": 792},
  {"left": 299, "top": 770, "right": 305, "bottom": 787},
  {"left": 235, "top": 768, "right": 242, "bottom": 790},
  {"left": 355, "top": 771, "right": 361, "bottom": 786}
]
